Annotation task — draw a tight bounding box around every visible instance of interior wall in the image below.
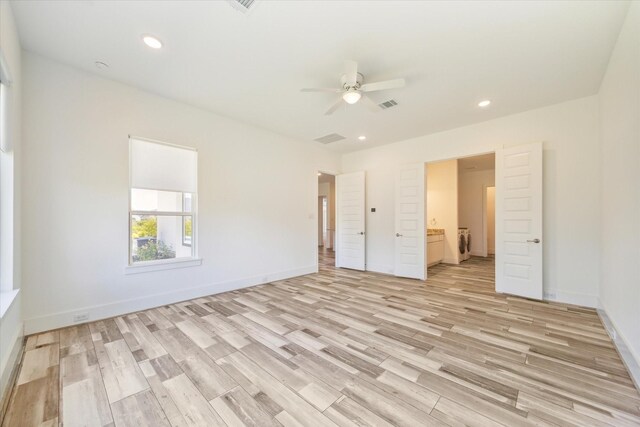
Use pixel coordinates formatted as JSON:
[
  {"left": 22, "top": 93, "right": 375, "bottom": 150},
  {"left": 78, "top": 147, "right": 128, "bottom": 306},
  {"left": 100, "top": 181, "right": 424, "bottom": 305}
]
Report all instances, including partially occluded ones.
[
  {"left": 21, "top": 53, "right": 340, "bottom": 334},
  {"left": 0, "top": 0, "right": 23, "bottom": 406},
  {"left": 598, "top": 1, "right": 640, "bottom": 379},
  {"left": 458, "top": 168, "right": 495, "bottom": 256},
  {"left": 487, "top": 187, "right": 496, "bottom": 255},
  {"left": 426, "top": 160, "right": 458, "bottom": 264},
  {"left": 342, "top": 95, "right": 601, "bottom": 307}
]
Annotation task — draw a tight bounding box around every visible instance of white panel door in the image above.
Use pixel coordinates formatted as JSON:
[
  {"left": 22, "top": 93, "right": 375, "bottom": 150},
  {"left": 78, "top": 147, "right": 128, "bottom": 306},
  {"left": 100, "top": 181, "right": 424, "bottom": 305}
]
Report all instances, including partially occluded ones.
[
  {"left": 394, "top": 163, "right": 426, "bottom": 280},
  {"left": 336, "top": 171, "right": 365, "bottom": 271},
  {"left": 496, "top": 142, "right": 543, "bottom": 299}
]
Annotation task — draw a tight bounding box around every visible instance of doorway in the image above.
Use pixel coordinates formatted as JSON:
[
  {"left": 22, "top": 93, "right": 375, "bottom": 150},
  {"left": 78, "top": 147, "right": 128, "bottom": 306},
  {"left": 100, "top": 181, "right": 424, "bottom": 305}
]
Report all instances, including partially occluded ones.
[
  {"left": 423, "top": 153, "right": 495, "bottom": 275},
  {"left": 412, "top": 143, "right": 543, "bottom": 300},
  {"left": 318, "top": 172, "right": 336, "bottom": 267}
]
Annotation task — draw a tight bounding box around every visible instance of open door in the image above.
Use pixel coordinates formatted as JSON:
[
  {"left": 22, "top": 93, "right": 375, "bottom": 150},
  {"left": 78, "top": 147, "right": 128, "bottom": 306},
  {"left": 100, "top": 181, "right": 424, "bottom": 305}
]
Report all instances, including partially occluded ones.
[
  {"left": 394, "top": 163, "right": 426, "bottom": 280},
  {"left": 496, "top": 142, "right": 543, "bottom": 299},
  {"left": 336, "top": 171, "right": 365, "bottom": 270}
]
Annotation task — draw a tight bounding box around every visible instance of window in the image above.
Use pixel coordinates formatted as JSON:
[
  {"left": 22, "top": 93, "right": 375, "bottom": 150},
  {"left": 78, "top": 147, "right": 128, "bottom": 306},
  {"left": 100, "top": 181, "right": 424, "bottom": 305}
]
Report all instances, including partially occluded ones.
[
  {"left": 182, "top": 193, "right": 193, "bottom": 247},
  {"left": 129, "top": 137, "right": 198, "bottom": 266},
  {"left": 0, "top": 51, "right": 19, "bottom": 315}
]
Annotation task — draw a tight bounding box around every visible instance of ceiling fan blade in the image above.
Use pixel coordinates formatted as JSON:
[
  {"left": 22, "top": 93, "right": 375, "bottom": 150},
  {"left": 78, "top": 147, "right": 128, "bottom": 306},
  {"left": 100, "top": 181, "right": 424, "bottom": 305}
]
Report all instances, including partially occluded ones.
[
  {"left": 360, "top": 78, "right": 406, "bottom": 93},
  {"left": 324, "top": 98, "right": 344, "bottom": 116},
  {"left": 344, "top": 60, "right": 358, "bottom": 87},
  {"left": 360, "top": 94, "right": 381, "bottom": 113},
  {"left": 301, "top": 88, "right": 343, "bottom": 93}
]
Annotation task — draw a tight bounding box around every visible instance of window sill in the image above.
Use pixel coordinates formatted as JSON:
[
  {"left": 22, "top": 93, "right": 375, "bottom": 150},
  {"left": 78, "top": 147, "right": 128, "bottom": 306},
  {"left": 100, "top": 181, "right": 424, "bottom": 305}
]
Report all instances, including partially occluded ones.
[
  {"left": 124, "top": 258, "right": 202, "bottom": 275},
  {"left": 0, "top": 288, "right": 20, "bottom": 319}
]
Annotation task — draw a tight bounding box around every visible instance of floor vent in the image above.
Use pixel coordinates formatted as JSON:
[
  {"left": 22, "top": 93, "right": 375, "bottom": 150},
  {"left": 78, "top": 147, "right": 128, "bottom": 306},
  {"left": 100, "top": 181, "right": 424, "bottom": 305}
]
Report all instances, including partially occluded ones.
[
  {"left": 379, "top": 99, "right": 398, "bottom": 110},
  {"left": 229, "top": 0, "right": 256, "bottom": 13},
  {"left": 314, "top": 133, "right": 346, "bottom": 144}
]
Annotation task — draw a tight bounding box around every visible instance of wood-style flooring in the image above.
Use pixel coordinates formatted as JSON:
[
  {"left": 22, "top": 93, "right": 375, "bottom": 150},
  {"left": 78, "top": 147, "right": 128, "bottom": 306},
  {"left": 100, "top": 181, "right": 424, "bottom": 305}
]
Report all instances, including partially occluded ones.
[{"left": 3, "top": 251, "right": 640, "bottom": 426}]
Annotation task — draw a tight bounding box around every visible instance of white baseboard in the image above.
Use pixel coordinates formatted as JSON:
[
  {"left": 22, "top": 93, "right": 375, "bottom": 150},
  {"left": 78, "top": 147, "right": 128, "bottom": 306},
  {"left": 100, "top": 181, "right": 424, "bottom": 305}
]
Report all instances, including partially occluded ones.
[
  {"left": 24, "top": 265, "right": 317, "bottom": 335},
  {"left": 543, "top": 288, "right": 599, "bottom": 308},
  {"left": 470, "top": 251, "right": 493, "bottom": 258},
  {"left": 598, "top": 307, "right": 640, "bottom": 392},
  {"left": 0, "top": 325, "right": 23, "bottom": 416}
]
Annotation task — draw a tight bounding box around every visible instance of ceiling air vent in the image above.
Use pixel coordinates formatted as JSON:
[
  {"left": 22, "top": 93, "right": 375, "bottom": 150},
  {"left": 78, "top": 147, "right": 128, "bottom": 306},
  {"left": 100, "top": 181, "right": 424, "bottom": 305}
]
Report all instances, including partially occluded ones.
[
  {"left": 379, "top": 99, "right": 398, "bottom": 110},
  {"left": 314, "top": 133, "right": 346, "bottom": 144},
  {"left": 228, "top": 0, "right": 257, "bottom": 13}
]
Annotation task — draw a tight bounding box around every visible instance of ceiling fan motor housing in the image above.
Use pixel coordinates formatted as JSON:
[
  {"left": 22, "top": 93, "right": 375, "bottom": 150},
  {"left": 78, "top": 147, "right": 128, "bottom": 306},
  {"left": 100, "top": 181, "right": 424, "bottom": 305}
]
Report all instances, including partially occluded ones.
[{"left": 341, "top": 72, "right": 364, "bottom": 90}]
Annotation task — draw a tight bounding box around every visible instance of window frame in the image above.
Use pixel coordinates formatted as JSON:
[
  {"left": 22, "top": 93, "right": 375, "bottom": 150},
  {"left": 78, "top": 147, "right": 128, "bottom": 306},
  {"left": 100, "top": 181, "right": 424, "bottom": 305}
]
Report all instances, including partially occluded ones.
[
  {"left": 127, "top": 136, "right": 199, "bottom": 270},
  {"left": 182, "top": 193, "right": 193, "bottom": 247},
  {"left": 0, "top": 49, "right": 20, "bottom": 316}
]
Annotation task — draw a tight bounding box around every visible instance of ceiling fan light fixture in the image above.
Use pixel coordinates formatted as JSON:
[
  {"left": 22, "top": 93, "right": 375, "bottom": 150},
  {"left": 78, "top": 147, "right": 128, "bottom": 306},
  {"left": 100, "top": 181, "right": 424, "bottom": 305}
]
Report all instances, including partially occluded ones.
[{"left": 343, "top": 90, "right": 361, "bottom": 104}]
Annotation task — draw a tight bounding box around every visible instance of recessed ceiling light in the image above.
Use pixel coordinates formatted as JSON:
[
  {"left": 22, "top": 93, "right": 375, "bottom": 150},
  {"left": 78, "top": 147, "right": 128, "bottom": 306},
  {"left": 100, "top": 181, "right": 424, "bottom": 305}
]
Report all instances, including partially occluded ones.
[
  {"left": 358, "top": 136, "right": 366, "bottom": 141},
  {"left": 478, "top": 100, "right": 491, "bottom": 108},
  {"left": 142, "top": 35, "right": 163, "bottom": 49},
  {"left": 94, "top": 61, "right": 109, "bottom": 70},
  {"left": 317, "top": 172, "right": 322, "bottom": 176}
]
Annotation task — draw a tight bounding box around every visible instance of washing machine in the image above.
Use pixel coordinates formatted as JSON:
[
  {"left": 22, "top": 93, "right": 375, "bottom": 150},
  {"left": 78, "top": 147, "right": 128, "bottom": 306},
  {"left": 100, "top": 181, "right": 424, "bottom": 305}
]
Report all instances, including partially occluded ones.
[
  {"left": 458, "top": 228, "right": 468, "bottom": 262},
  {"left": 465, "top": 230, "right": 472, "bottom": 260}
]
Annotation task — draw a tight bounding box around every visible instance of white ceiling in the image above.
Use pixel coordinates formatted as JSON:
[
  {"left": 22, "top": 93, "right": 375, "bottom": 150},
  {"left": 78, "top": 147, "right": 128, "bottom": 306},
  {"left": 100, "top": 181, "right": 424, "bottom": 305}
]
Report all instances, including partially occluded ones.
[
  {"left": 11, "top": 1, "right": 629, "bottom": 153},
  {"left": 458, "top": 153, "right": 495, "bottom": 172}
]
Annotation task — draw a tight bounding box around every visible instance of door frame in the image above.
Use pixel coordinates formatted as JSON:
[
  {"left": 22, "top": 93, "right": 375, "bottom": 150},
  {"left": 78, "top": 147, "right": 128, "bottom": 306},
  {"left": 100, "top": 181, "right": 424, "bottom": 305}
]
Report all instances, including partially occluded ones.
[
  {"left": 423, "top": 150, "right": 497, "bottom": 285},
  {"left": 482, "top": 184, "right": 493, "bottom": 258}
]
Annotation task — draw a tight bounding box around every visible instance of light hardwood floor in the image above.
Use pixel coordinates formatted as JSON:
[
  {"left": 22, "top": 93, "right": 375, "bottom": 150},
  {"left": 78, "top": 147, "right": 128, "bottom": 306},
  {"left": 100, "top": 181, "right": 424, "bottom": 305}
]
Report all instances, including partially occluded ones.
[{"left": 3, "top": 253, "right": 640, "bottom": 426}]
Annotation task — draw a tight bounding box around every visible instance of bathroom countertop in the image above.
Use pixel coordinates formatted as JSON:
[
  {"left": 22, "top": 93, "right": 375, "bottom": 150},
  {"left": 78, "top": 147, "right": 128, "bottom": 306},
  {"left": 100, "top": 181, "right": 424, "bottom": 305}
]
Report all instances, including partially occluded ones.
[{"left": 427, "top": 228, "right": 445, "bottom": 235}]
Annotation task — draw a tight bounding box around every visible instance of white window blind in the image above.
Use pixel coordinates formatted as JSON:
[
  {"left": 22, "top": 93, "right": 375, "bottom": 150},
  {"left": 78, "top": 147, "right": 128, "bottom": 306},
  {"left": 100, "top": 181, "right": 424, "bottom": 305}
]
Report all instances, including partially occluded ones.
[{"left": 130, "top": 137, "right": 197, "bottom": 193}]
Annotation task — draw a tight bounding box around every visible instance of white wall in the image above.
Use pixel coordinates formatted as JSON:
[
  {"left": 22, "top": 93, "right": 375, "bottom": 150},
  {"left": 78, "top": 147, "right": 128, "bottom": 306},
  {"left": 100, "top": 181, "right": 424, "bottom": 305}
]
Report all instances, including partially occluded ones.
[
  {"left": 458, "top": 168, "right": 495, "bottom": 256},
  {"left": 0, "top": 0, "right": 23, "bottom": 406},
  {"left": 342, "top": 95, "right": 601, "bottom": 307},
  {"left": 598, "top": 1, "right": 640, "bottom": 381},
  {"left": 426, "top": 160, "right": 459, "bottom": 264},
  {"left": 21, "top": 53, "right": 340, "bottom": 334}
]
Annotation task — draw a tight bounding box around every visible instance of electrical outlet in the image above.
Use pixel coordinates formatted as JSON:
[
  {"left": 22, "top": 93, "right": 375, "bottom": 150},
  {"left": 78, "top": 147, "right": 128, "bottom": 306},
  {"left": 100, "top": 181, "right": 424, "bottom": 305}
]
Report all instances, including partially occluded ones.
[{"left": 73, "top": 313, "right": 89, "bottom": 323}]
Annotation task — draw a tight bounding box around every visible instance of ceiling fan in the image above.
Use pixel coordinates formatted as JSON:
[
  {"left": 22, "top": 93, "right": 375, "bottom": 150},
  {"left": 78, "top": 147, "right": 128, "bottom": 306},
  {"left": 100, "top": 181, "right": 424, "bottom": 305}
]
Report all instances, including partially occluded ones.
[{"left": 301, "top": 60, "right": 405, "bottom": 115}]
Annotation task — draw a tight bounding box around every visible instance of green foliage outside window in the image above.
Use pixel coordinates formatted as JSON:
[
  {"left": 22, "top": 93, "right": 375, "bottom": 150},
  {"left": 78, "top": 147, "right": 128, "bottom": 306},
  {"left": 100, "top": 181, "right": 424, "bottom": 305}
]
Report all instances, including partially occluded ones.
[
  {"left": 132, "top": 216, "right": 157, "bottom": 239},
  {"left": 184, "top": 217, "right": 192, "bottom": 237},
  {"left": 133, "top": 240, "right": 176, "bottom": 262}
]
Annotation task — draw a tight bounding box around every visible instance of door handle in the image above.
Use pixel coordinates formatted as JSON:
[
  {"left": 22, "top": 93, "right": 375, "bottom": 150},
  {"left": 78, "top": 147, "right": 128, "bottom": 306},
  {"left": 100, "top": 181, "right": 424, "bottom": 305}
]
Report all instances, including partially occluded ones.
[
  {"left": 396, "top": 233, "right": 403, "bottom": 237},
  {"left": 527, "top": 238, "right": 540, "bottom": 243},
  {"left": 358, "top": 231, "right": 364, "bottom": 235}
]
